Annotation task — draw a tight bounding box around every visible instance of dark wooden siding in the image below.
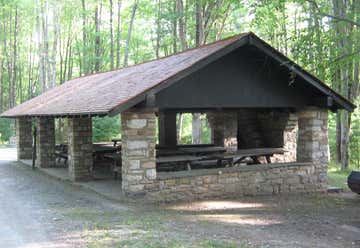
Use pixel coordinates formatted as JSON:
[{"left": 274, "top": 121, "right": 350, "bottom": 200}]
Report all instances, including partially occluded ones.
[{"left": 155, "top": 45, "right": 326, "bottom": 110}]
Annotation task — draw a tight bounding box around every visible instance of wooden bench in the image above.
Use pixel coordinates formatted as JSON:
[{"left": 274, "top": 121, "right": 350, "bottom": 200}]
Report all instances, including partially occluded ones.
[{"left": 55, "top": 144, "right": 68, "bottom": 165}]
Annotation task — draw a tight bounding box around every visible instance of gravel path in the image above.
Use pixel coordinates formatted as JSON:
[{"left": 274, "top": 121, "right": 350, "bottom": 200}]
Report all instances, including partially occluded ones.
[
  {"left": 0, "top": 149, "right": 127, "bottom": 248},
  {"left": 0, "top": 148, "right": 359, "bottom": 248}
]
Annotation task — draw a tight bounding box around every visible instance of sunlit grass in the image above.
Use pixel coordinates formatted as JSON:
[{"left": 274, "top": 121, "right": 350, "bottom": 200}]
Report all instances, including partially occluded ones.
[{"left": 327, "top": 162, "right": 352, "bottom": 189}]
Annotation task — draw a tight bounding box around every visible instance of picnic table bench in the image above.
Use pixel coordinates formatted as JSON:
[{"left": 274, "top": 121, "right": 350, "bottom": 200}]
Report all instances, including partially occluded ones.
[
  {"left": 231, "top": 147, "right": 286, "bottom": 164},
  {"left": 156, "top": 155, "right": 204, "bottom": 171},
  {"left": 55, "top": 144, "right": 68, "bottom": 164},
  {"left": 179, "top": 146, "right": 226, "bottom": 156}
]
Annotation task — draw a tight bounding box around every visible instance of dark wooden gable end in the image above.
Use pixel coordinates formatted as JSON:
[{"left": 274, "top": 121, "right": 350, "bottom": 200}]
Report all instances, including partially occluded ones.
[{"left": 153, "top": 37, "right": 354, "bottom": 112}]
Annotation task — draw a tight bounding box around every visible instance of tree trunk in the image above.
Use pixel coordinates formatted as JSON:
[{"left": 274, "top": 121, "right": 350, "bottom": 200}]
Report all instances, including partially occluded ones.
[
  {"left": 176, "top": 0, "right": 187, "bottom": 50},
  {"left": 109, "top": 0, "right": 114, "bottom": 69},
  {"left": 94, "top": 1, "right": 101, "bottom": 72},
  {"left": 49, "top": 1, "right": 59, "bottom": 89},
  {"left": 81, "top": 0, "right": 87, "bottom": 75},
  {"left": 172, "top": 0, "right": 177, "bottom": 53},
  {"left": 123, "top": 0, "right": 138, "bottom": 67},
  {"left": 177, "top": 114, "right": 183, "bottom": 144},
  {"left": 11, "top": 6, "right": 18, "bottom": 107},
  {"left": 192, "top": 113, "right": 202, "bottom": 144},
  {"left": 155, "top": 0, "right": 161, "bottom": 59},
  {"left": 116, "top": 0, "right": 122, "bottom": 68}
]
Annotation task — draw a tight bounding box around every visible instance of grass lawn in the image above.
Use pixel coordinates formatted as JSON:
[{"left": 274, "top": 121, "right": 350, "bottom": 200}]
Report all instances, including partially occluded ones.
[{"left": 327, "top": 162, "right": 357, "bottom": 190}]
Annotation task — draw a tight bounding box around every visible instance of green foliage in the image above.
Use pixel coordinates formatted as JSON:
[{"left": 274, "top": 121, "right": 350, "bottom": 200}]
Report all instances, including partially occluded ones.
[
  {"left": 92, "top": 116, "right": 121, "bottom": 142},
  {"left": 0, "top": 0, "right": 358, "bottom": 170},
  {"left": 0, "top": 118, "right": 14, "bottom": 143}
]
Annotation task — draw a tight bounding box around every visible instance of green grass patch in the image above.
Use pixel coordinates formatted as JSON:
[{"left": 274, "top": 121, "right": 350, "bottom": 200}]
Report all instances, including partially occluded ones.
[{"left": 327, "top": 162, "right": 352, "bottom": 189}]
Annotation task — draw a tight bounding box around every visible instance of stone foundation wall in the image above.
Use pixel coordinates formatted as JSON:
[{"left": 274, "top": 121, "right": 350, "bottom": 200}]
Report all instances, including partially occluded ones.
[
  {"left": 36, "top": 117, "right": 55, "bottom": 168},
  {"left": 67, "top": 117, "right": 93, "bottom": 181},
  {"left": 121, "top": 109, "right": 157, "bottom": 195},
  {"left": 16, "top": 118, "right": 33, "bottom": 160},
  {"left": 146, "top": 162, "right": 327, "bottom": 202}
]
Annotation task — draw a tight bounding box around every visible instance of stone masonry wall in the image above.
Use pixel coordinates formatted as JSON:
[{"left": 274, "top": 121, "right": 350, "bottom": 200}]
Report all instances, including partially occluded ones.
[
  {"left": 35, "top": 117, "right": 55, "bottom": 168},
  {"left": 121, "top": 109, "right": 157, "bottom": 195},
  {"left": 257, "top": 111, "right": 298, "bottom": 162},
  {"left": 16, "top": 118, "right": 33, "bottom": 160},
  {"left": 297, "top": 107, "right": 329, "bottom": 164},
  {"left": 67, "top": 117, "right": 92, "bottom": 181},
  {"left": 146, "top": 162, "right": 326, "bottom": 202},
  {"left": 297, "top": 107, "right": 329, "bottom": 187},
  {"left": 207, "top": 111, "right": 237, "bottom": 150}
]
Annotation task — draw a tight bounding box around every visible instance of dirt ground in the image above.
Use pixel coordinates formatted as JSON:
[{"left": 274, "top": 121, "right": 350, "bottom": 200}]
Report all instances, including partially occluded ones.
[{"left": 0, "top": 148, "right": 359, "bottom": 248}]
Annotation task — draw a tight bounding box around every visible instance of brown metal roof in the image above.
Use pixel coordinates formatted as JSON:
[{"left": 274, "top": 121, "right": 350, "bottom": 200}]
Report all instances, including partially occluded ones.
[{"left": 0, "top": 32, "right": 355, "bottom": 118}]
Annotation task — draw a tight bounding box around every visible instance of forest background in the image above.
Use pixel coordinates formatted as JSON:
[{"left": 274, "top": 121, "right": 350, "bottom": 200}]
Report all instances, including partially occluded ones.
[{"left": 0, "top": 0, "right": 358, "bottom": 170}]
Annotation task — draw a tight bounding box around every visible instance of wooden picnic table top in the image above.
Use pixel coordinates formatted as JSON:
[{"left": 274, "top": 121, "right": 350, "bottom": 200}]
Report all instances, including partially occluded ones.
[
  {"left": 156, "top": 149, "right": 187, "bottom": 157},
  {"left": 232, "top": 147, "right": 286, "bottom": 157},
  {"left": 156, "top": 146, "right": 226, "bottom": 157},
  {"left": 179, "top": 146, "right": 226, "bottom": 155},
  {"left": 156, "top": 155, "right": 203, "bottom": 164},
  {"left": 93, "top": 144, "right": 120, "bottom": 154}
]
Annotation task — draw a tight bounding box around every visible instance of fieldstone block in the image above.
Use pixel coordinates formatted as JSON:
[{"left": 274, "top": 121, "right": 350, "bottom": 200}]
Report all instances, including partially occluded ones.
[
  {"left": 127, "top": 119, "right": 147, "bottom": 129},
  {"left": 121, "top": 108, "right": 157, "bottom": 195},
  {"left": 35, "top": 117, "right": 55, "bottom": 168},
  {"left": 16, "top": 118, "right": 33, "bottom": 160},
  {"left": 68, "top": 117, "right": 92, "bottom": 181}
]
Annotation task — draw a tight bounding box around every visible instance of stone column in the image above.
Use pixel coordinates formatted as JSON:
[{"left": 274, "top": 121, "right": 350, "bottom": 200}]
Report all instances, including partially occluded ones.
[
  {"left": 16, "top": 118, "right": 33, "bottom": 160},
  {"left": 257, "top": 111, "right": 298, "bottom": 162},
  {"left": 297, "top": 107, "right": 329, "bottom": 164},
  {"left": 67, "top": 117, "right": 92, "bottom": 181},
  {"left": 283, "top": 113, "right": 298, "bottom": 162},
  {"left": 207, "top": 112, "right": 225, "bottom": 146},
  {"left": 207, "top": 111, "right": 237, "bottom": 150},
  {"left": 223, "top": 112, "right": 238, "bottom": 150},
  {"left": 35, "top": 117, "right": 55, "bottom": 168},
  {"left": 158, "top": 112, "right": 177, "bottom": 148},
  {"left": 121, "top": 108, "right": 157, "bottom": 195}
]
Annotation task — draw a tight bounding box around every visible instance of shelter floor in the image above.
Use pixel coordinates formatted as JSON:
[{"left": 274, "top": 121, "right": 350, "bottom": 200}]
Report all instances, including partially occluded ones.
[{"left": 20, "top": 159, "right": 123, "bottom": 201}]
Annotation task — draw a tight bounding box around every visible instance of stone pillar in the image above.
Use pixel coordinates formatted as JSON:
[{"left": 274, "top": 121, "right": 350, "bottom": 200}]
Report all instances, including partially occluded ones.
[
  {"left": 223, "top": 112, "right": 238, "bottom": 150},
  {"left": 207, "top": 111, "right": 237, "bottom": 150},
  {"left": 297, "top": 107, "right": 329, "bottom": 164},
  {"left": 16, "top": 118, "right": 33, "bottom": 160},
  {"left": 207, "top": 112, "right": 225, "bottom": 146},
  {"left": 158, "top": 112, "right": 177, "bottom": 148},
  {"left": 283, "top": 113, "right": 298, "bottom": 162},
  {"left": 67, "top": 117, "right": 92, "bottom": 181},
  {"left": 121, "top": 108, "right": 157, "bottom": 195},
  {"left": 35, "top": 117, "right": 55, "bottom": 168},
  {"left": 257, "top": 111, "right": 298, "bottom": 162}
]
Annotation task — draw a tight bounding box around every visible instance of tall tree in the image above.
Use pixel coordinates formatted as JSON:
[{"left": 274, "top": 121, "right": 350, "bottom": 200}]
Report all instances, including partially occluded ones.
[
  {"left": 123, "top": 0, "right": 138, "bottom": 67},
  {"left": 109, "top": 0, "right": 114, "bottom": 69}
]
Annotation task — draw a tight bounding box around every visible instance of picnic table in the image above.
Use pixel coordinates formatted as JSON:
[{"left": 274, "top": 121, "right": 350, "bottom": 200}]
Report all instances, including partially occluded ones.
[
  {"left": 230, "top": 147, "right": 286, "bottom": 164},
  {"left": 93, "top": 143, "right": 120, "bottom": 155},
  {"left": 111, "top": 138, "right": 122, "bottom": 146},
  {"left": 189, "top": 147, "right": 287, "bottom": 168},
  {"left": 156, "top": 155, "right": 204, "bottom": 171},
  {"left": 178, "top": 146, "right": 226, "bottom": 156}
]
